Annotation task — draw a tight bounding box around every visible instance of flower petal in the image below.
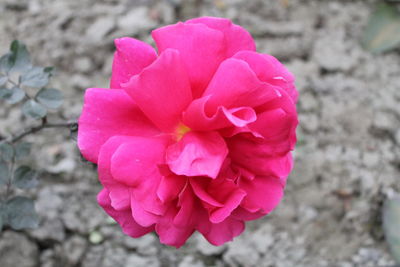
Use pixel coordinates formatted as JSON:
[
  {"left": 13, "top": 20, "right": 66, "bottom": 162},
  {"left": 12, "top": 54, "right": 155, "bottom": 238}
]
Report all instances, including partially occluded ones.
[
  {"left": 78, "top": 88, "right": 159, "bottom": 163},
  {"left": 183, "top": 96, "right": 257, "bottom": 131},
  {"left": 123, "top": 49, "right": 192, "bottom": 132},
  {"left": 202, "top": 58, "right": 280, "bottom": 112},
  {"left": 228, "top": 137, "right": 294, "bottom": 178},
  {"left": 156, "top": 205, "right": 195, "bottom": 248},
  {"left": 199, "top": 217, "right": 245, "bottom": 246},
  {"left": 152, "top": 22, "right": 225, "bottom": 97},
  {"left": 97, "top": 189, "right": 153, "bottom": 237},
  {"left": 110, "top": 37, "right": 157, "bottom": 89},
  {"left": 191, "top": 178, "right": 246, "bottom": 223},
  {"left": 233, "top": 51, "right": 298, "bottom": 102},
  {"left": 186, "top": 16, "right": 256, "bottom": 57},
  {"left": 157, "top": 167, "right": 187, "bottom": 203},
  {"left": 238, "top": 176, "right": 284, "bottom": 214},
  {"left": 166, "top": 131, "right": 228, "bottom": 178}
]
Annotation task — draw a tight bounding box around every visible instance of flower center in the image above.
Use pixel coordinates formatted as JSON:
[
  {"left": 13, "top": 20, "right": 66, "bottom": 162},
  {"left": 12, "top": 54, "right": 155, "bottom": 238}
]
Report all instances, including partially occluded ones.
[{"left": 175, "top": 123, "right": 191, "bottom": 140}]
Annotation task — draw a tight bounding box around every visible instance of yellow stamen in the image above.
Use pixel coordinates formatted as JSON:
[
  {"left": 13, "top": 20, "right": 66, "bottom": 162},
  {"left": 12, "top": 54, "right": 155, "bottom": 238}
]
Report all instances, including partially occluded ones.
[{"left": 176, "top": 123, "right": 191, "bottom": 140}]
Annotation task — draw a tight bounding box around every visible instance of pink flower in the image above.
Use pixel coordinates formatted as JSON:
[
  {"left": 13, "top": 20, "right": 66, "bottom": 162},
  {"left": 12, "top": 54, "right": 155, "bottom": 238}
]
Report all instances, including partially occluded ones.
[{"left": 78, "top": 17, "right": 298, "bottom": 247}]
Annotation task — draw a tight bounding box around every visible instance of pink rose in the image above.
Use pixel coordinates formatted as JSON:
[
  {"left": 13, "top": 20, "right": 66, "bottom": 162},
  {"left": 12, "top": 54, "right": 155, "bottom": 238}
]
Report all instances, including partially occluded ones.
[{"left": 78, "top": 16, "right": 298, "bottom": 247}]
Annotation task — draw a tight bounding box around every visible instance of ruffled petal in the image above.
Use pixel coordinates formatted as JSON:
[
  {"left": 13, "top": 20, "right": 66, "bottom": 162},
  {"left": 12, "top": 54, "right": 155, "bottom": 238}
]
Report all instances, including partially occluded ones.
[
  {"left": 233, "top": 51, "right": 298, "bottom": 102},
  {"left": 191, "top": 178, "right": 246, "bottom": 223},
  {"left": 123, "top": 49, "right": 192, "bottom": 132},
  {"left": 186, "top": 16, "right": 256, "bottom": 57},
  {"left": 78, "top": 88, "right": 159, "bottom": 163},
  {"left": 110, "top": 37, "right": 157, "bottom": 89},
  {"left": 156, "top": 205, "right": 195, "bottom": 248},
  {"left": 183, "top": 96, "right": 257, "bottom": 131},
  {"left": 109, "top": 136, "right": 171, "bottom": 217},
  {"left": 202, "top": 58, "right": 280, "bottom": 112},
  {"left": 228, "top": 137, "right": 294, "bottom": 178},
  {"left": 97, "top": 189, "right": 153, "bottom": 237},
  {"left": 238, "top": 176, "right": 284, "bottom": 214},
  {"left": 152, "top": 22, "right": 225, "bottom": 97},
  {"left": 199, "top": 217, "right": 245, "bottom": 246},
  {"left": 248, "top": 108, "right": 297, "bottom": 154},
  {"left": 157, "top": 167, "right": 187, "bottom": 203},
  {"left": 166, "top": 131, "right": 228, "bottom": 178}
]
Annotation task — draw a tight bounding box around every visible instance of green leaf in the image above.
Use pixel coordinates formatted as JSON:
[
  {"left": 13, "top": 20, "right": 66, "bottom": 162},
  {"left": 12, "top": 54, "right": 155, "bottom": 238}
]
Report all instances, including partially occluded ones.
[
  {"left": 6, "top": 196, "right": 39, "bottom": 230},
  {"left": 0, "top": 76, "right": 7, "bottom": 86},
  {"left": 0, "top": 203, "right": 6, "bottom": 231},
  {"left": 22, "top": 99, "right": 47, "bottom": 119},
  {"left": 0, "top": 88, "right": 12, "bottom": 100},
  {"left": 0, "top": 143, "right": 14, "bottom": 161},
  {"left": 9, "top": 40, "right": 31, "bottom": 73},
  {"left": 0, "top": 54, "right": 13, "bottom": 74},
  {"left": 15, "top": 142, "right": 32, "bottom": 159},
  {"left": 0, "top": 161, "right": 9, "bottom": 186},
  {"left": 21, "top": 67, "right": 50, "bottom": 88},
  {"left": 383, "top": 195, "right": 400, "bottom": 264},
  {"left": 2, "top": 86, "right": 25, "bottom": 104},
  {"left": 36, "top": 88, "right": 63, "bottom": 109},
  {"left": 363, "top": 3, "right": 400, "bottom": 53},
  {"left": 13, "top": 166, "right": 38, "bottom": 189}
]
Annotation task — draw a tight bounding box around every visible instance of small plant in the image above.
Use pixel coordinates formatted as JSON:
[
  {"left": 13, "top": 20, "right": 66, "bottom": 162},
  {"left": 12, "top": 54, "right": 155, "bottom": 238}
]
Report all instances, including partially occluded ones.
[
  {"left": 383, "top": 195, "right": 400, "bottom": 265},
  {"left": 363, "top": 1, "right": 400, "bottom": 53},
  {"left": 0, "top": 40, "right": 75, "bottom": 231}
]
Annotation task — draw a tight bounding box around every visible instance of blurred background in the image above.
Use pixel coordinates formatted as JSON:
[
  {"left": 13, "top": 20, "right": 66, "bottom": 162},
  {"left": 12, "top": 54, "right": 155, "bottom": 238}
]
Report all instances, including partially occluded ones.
[{"left": 1, "top": 0, "right": 400, "bottom": 266}]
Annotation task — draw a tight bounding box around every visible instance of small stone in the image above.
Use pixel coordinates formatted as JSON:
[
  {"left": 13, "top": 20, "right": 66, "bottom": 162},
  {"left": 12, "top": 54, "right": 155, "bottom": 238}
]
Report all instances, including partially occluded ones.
[
  {"left": 178, "top": 255, "right": 205, "bottom": 267},
  {"left": 86, "top": 17, "right": 115, "bottom": 42},
  {"left": 29, "top": 218, "right": 66, "bottom": 243},
  {"left": 126, "top": 254, "right": 160, "bottom": 267},
  {"left": 195, "top": 234, "right": 226, "bottom": 256},
  {"left": 74, "top": 57, "right": 93, "bottom": 73},
  {"left": 117, "top": 7, "right": 157, "bottom": 35},
  {"left": 62, "top": 235, "right": 88, "bottom": 265},
  {"left": 0, "top": 231, "right": 39, "bottom": 267}
]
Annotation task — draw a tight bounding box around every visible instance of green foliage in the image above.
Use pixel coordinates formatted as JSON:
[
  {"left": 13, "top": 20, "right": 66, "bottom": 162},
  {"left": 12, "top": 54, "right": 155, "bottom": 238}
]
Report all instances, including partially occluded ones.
[
  {"left": 0, "top": 40, "right": 63, "bottom": 119},
  {"left": 0, "top": 143, "right": 14, "bottom": 162},
  {"left": 36, "top": 88, "right": 63, "bottom": 109},
  {"left": 0, "top": 161, "right": 9, "bottom": 186},
  {"left": 383, "top": 195, "right": 400, "bottom": 264},
  {"left": 5, "top": 196, "right": 39, "bottom": 230},
  {"left": 22, "top": 99, "right": 47, "bottom": 119},
  {"left": 15, "top": 142, "right": 31, "bottom": 160},
  {"left": 363, "top": 2, "right": 400, "bottom": 53},
  {"left": 13, "top": 166, "right": 39, "bottom": 189}
]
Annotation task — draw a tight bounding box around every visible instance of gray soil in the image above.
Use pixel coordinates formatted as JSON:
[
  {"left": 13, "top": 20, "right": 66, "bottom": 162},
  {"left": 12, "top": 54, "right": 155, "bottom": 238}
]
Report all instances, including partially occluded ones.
[{"left": 0, "top": 0, "right": 399, "bottom": 266}]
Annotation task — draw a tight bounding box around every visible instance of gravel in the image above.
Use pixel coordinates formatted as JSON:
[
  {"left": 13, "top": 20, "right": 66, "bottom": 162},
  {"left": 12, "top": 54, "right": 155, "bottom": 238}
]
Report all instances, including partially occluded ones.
[{"left": 0, "top": 0, "right": 399, "bottom": 266}]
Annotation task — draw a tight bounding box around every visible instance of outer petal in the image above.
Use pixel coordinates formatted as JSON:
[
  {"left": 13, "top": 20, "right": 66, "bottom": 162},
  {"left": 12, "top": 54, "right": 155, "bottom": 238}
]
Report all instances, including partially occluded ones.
[
  {"left": 166, "top": 131, "right": 228, "bottom": 178},
  {"left": 233, "top": 51, "right": 298, "bottom": 102},
  {"left": 156, "top": 205, "right": 195, "bottom": 248},
  {"left": 248, "top": 108, "right": 297, "bottom": 154},
  {"left": 110, "top": 37, "right": 157, "bottom": 89},
  {"left": 78, "top": 88, "right": 159, "bottom": 163},
  {"left": 97, "top": 189, "right": 153, "bottom": 237},
  {"left": 228, "top": 137, "right": 294, "bottom": 178},
  {"left": 238, "top": 176, "right": 284, "bottom": 214},
  {"left": 97, "top": 136, "right": 136, "bottom": 211},
  {"left": 123, "top": 49, "right": 192, "bottom": 132},
  {"left": 186, "top": 16, "right": 256, "bottom": 57},
  {"left": 198, "top": 217, "right": 245, "bottom": 246},
  {"left": 152, "top": 22, "right": 225, "bottom": 97},
  {"left": 109, "top": 136, "right": 171, "bottom": 217}
]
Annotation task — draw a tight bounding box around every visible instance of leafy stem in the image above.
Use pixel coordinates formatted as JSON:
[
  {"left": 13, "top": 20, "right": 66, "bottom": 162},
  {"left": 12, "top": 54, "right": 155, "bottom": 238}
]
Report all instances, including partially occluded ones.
[{"left": 0, "top": 117, "right": 77, "bottom": 145}]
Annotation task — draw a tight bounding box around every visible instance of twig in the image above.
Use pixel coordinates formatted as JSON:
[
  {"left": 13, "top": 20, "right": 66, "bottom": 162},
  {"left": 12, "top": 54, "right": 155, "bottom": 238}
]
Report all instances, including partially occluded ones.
[{"left": 0, "top": 119, "right": 77, "bottom": 144}]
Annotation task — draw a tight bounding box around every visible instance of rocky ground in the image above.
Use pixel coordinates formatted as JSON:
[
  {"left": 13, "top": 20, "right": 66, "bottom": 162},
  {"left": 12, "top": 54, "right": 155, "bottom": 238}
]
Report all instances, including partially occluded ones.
[{"left": 0, "top": 0, "right": 399, "bottom": 266}]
